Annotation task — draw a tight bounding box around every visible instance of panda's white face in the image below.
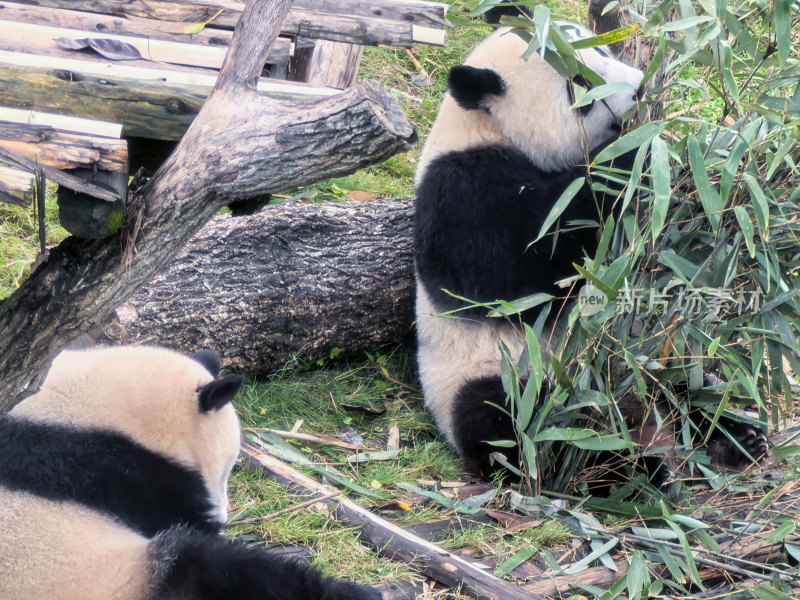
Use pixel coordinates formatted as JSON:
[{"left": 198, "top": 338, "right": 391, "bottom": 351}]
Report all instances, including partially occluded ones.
[
  {"left": 417, "top": 27, "right": 643, "bottom": 179},
  {"left": 13, "top": 346, "right": 241, "bottom": 523}
]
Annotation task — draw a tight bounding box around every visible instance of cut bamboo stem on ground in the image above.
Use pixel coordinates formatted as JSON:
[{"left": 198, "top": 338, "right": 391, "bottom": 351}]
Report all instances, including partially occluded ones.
[
  {"left": 226, "top": 491, "right": 341, "bottom": 527},
  {"left": 248, "top": 428, "right": 366, "bottom": 451}
]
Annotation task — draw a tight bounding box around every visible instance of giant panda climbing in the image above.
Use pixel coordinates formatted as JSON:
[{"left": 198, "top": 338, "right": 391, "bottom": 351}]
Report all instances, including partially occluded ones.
[
  {"left": 0, "top": 345, "right": 379, "bottom": 600},
  {"left": 413, "top": 26, "right": 769, "bottom": 483}
]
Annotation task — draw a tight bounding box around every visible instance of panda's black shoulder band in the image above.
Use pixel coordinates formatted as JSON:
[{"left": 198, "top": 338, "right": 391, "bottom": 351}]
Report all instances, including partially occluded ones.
[{"left": 0, "top": 417, "right": 219, "bottom": 537}]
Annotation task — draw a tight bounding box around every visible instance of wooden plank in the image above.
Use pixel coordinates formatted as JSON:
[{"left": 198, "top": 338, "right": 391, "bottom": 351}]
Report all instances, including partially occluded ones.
[
  {"left": 0, "top": 162, "right": 34, "bottom": 206},
  {"left": 0, "top": 3, "right": 292, "bottom": 64},
  {"left": 0, "top": 48, "right": 336, "bottom": 96},
  {"left": 6, "top": 0, "right": 448, "bottom": 47},
  {"left": 0, "top": 49, "right": 337, "bottom": 140},
  {"left": 0, "top": 20, "right": 229, "bottom": 70},
  {"left": 304, "top": 40, "right": 364, "bottom": 89},
  {"left": 0, "top": 122, "right": 128, "bottom": 172},
  {"left": 0, "top": 146, "right": 120, "bottom": 201},
  {"left": 0, "top": 106, "right": 122, "bottom": 138},
  {"left": 288, "top": 9, "right": 446, "bottom": 47}
]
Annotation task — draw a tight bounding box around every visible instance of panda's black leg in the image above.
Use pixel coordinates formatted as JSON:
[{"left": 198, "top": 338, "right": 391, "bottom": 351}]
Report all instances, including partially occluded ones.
[
  {"left": 451, "top": 376, "right": 518, "bottom": 477},
  {"left": 705, "top": 416, "right": 769, "bottom": 469}
]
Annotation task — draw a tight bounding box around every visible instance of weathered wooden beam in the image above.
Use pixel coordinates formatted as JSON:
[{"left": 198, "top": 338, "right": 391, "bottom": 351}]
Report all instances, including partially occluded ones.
[
  {"left": 0, "top": 146, "right": 120, "bottom": 201},
  {"left": 0, "top": 4, "right": 292, "bottom": 66},
  {"left": 7, "top": 0, "right": 448, "bottom": 47},
  {"left": 0, "top": 106, "right": 123, "bottom": 138},
  {"left": 0, "top": 49, "right": 336, "bottom": 140},
  {"left": 0, "top": 162, "right": 34, "bottom": 206},
  {"left": 0, "top": 122, "right": 127, "bottom": 172}
]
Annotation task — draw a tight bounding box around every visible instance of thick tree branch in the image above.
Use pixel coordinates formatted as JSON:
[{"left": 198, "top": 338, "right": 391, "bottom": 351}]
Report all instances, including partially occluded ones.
[
  {"left": 214, "top": 0, "right": 292, "bottom": 92},
  {"left": 0, "top": 0, "right": 416, "bottom": 410}
]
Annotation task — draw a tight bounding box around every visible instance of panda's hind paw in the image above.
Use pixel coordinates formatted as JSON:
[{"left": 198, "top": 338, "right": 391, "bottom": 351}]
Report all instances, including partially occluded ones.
[
  {"left": 735, "top": 424, "right": 769, "bottom": 463},
  {"left": 708, "top": 421, "right": 768, "bottom": 469}
]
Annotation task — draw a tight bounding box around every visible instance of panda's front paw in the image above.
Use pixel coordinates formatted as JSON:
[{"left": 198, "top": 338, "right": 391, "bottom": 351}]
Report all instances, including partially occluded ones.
[{"left": 707, "top": 420, "right": 768, "bottom": 469}]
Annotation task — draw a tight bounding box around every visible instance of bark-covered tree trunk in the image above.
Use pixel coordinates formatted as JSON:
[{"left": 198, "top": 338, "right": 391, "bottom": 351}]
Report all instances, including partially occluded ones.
[
  {"left": 97, "top": 199, "right": 416, "bottom": 375},
  {"left": 0, "top": 0, "right": 416, "bottom": 411}
]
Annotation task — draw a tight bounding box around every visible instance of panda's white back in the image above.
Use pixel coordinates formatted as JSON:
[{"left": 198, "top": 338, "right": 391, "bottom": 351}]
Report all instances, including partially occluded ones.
[{"left": 0, "top": 490, "right": 150, "bottom": 600}]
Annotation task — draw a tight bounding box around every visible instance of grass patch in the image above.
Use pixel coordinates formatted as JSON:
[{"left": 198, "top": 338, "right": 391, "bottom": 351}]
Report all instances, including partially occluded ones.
[
  {"left": 227, "top": 468, "right": 418, "bottom": 585},
  {"left": 0, "top": 183, "right": 67, "bottom": 299},
  {"left": 439, "top": 520, "right": 571, "bottom": 571},
  {"left": 237, "top": 349, "right": 464, "bottom": 491}
]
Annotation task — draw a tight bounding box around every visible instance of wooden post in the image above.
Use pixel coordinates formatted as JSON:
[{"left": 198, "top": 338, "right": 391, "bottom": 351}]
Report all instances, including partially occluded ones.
[{"left": 305, "top": 40, "right": 365, "bottom": 89}]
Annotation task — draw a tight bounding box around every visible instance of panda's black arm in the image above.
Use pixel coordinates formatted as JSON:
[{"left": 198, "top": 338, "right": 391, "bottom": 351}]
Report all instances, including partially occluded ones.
[
  {"left": 415, "top": 145, "right": 616, "bottom": 320},
  {"left": 150, "top": 528, "right": 382, "bottom": 600}
]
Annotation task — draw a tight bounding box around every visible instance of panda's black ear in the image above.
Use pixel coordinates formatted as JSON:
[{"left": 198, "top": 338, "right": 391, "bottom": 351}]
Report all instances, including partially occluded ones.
[
  {"left": 190, "top": 349, "right": 221, "bottom": 377},
  {"left": 198, "top": 374, "right": 245, "bottom": 413},
  {"left": 449, "top": 66, "right": 506, "bottom": 111}
]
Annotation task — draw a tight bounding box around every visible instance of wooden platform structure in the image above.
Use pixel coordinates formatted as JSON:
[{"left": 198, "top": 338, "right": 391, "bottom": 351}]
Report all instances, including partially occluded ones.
[{"left": 0, "top": 0, "right": 447, "bottom": 233}]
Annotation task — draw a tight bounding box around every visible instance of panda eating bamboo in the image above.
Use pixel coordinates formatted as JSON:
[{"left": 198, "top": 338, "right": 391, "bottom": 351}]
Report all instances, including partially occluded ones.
[{"left": 413, "top": 25, "right": 768, "bottom": 483}]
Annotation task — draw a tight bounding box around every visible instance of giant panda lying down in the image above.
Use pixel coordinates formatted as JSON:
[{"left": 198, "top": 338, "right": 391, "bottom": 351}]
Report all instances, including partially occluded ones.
[
  {"left": 414, "top": 26, "right": 768, "bottom": 483},
  {"left": 0, "top": 345, "right": 379, "bottom": 600}
]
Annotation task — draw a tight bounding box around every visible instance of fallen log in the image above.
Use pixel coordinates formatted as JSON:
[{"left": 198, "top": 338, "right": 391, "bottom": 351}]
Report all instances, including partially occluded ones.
[{"left": 97, "top": 199, "right": 416, "bottom": 375}]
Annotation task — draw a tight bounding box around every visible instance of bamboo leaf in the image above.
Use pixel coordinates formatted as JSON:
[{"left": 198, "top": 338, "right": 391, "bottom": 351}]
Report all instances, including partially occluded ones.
[
  {"left": 785, "top": 544, "right": 800, "bottom": 563},
  {"left": 661, "top": 15, "right": 714, "bottom": 31},
  {"left": 563, "top": 537, "right": 618, "bottom": 574},
  {"left": 750, "top": 583, "right": 795, "bottom": 600},
  {"left": 594, "top": 122, "right": 665, "bottom": 164},
  {"left": 532, "top": 177, "right": 585, "bottom": 243},
  {"left": 772, "top": 444, "right": 800, "bottom": 459},
  {"left": 775, "top": 0, "right": 792, "bottom": 66},
  {"left": 687, "top": 135, "right": 720, "bottom": 234},
  {"left": 184, "top": 8, "right": 223, "bottom": 34},
  {"left": 627, "top": 551, "right": 650, "bottom": 600},
  {"left": 650, "top": 136, "right": 671, "bottom": 244},
  {"left": 571, "top": 24, "right": 640, "bottom": 49},
  {"left": 487, "top": 293, "right": 552, "bottom": 316},
  {"left": 743, "top": 173, "right": 770, "bottom": 241},
  {"left": 765, "top": 519, "right": 796, "bottom": 544},
  {"left": 346, "top": 450, "right": 400, "bottom": 464},
  {"left": 668, "top": 514, "right": 710, "bottom": 530},
  {"left": 666, "top": 520, "right": 704, "bottom": 590},
  {"left": 733, "top": 206, "right": 755, "bottom": 258},
  {"left": 572, "top": 82, "right": 636, "bottom": 109},
  {"left": 495, "top": 548, "right": 538, "bottom": 578},
  {"left": 655, "top": 544, "right": 685, "bottom": 583},
  {"left": 533, "top": 427, "right": 630, "bottom": 451}
]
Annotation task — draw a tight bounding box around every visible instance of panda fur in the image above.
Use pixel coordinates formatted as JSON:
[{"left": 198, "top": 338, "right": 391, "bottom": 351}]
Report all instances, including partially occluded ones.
[
  {"left": 414, "top": 27, "right": 768, "bottom": 482},
  {"left": 0, "top": 345, "right": 379, "bottom": 600}
]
